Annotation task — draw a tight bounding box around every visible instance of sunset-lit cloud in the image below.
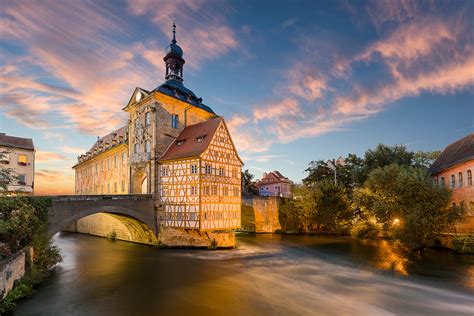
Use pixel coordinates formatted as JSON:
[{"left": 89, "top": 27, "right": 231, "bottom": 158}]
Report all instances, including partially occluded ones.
[{"left": 1, "top": 0, "right": 472, "bottom": 191}]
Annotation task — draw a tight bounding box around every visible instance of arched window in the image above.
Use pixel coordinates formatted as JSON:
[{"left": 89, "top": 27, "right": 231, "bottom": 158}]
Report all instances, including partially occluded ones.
[
  {"left": 468, "top": 170, "right": 472, "bottom": 185},
  {"left": 134, "top": 143, "right": 139, "bottom": 153},
  {"left": 171, "top": 114, "right": 179, "bottom": 128},
  {"left": 145, "top": 112, "right": 151, "bottom": 126},
  {"left": 451, "top": 174, "right": 455, "bottom": 188},
  {"left": 458, "top": 172, "right": 463, "bottom": 187},
  {"left": 145, "top": 140, "right": 151, "bottom": 153},
  {"left": 440, "top": 176, "right": 445, "bottom": 186}
]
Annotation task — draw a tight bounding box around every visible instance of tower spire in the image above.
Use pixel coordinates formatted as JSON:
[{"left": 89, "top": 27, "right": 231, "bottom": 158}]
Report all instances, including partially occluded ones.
[
  {"left": 164, "top": 21, "right": 185, "bottom": 83},
  {"left": 172, "top": 22, "right": 177, "bottom": 44}
]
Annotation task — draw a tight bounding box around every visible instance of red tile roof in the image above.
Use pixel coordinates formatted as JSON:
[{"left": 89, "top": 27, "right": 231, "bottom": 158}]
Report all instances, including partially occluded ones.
[
  {"left": 429, "top": 133, "right": 474, "bottom": 174},
  {"left": 256, "top": 171, "right": 292, "bottom": 186},
  {"left": 0, "top": 133, "right": 34, "bottom": 150},
  {"left": 159, "top": 117, "right": 222, "bottom": 161}
]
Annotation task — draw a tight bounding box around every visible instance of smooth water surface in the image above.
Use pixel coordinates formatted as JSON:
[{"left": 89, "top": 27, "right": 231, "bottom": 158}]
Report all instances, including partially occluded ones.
[{"left": 14, "top": 233, "right": 474, "bottom": 315}]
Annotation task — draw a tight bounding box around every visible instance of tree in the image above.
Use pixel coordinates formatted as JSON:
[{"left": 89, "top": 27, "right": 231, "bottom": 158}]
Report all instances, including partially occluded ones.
[
  {"left": 364, "top": 144, "right": 414, "bottom": 172},
  {"left": 241, "top": 169, "right": 258, "bottom": 196},
  {"left": 303, "top": 160, "right": 333, "bottom": 186},
  {"left": 412, "top": 150, "right": 441, "bottom": 169},
  {"left": 313, "top": 180, "right": 353, "bottom": 232},
  {"left": 278, "top": 184, "right": 316, "bottom": 232},
  {"left": 354, "top": 164, "right": 465, "bottom": 251}
]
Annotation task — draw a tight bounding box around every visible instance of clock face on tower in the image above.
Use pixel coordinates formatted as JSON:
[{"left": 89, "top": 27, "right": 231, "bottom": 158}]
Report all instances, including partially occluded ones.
[{"left": 135, "top": 92, "right": 142, "bottom": 102}]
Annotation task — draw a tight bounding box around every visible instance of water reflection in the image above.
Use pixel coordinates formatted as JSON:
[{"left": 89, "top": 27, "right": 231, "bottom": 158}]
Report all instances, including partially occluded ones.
[{"left": 13, "top": 233, "right": 474, "bottom": 316}]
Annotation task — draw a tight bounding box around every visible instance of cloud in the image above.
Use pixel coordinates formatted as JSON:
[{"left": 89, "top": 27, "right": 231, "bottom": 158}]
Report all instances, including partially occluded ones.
[
  {"left": 35, "top": 169, "right": 74, "bottom": 195},
  {"left": 229, "top": 6, "right": 474, "bottom": 156},
  {"left": 60, "top": 146, "right": 88, "bottom": 155},
  {"left": 127, "top": 0, "right": 239, "bottom": 69},
  {"left": 36, "top": 150, "right": 68, "bottom": 163}
]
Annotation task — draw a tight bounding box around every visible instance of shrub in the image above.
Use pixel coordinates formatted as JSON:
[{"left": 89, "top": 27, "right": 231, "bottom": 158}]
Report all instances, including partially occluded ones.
[{"left": 350, "top": 217, "right": 382, "bottom": 238}]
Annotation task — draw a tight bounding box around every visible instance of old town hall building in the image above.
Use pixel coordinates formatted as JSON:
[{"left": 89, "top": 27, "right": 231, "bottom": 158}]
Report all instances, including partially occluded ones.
[{"left": 73, "top": 24, "right": 242, "bottom": 235}]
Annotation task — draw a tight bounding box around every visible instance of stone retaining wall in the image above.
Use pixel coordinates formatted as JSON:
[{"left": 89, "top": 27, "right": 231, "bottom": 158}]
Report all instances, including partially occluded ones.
[
  {"left": 0, "top": 251, "right": 25, "bottom": 298},
  {"left": 241, "top": 196, "right": 282, "bottom": 233}
]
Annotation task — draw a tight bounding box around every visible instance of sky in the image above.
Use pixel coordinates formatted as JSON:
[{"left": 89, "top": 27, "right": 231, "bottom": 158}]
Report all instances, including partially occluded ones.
[{"left": 1, "top": 0, "right": 473, "bottom": 195}]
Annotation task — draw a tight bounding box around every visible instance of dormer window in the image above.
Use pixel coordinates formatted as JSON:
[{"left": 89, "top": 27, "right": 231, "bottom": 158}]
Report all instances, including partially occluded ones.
[
  {"left": 177, "top": 140, "right": 185, "bottom": 146},
  {"left": 196, "top": 135, "right": 206, "bottom": 143}
]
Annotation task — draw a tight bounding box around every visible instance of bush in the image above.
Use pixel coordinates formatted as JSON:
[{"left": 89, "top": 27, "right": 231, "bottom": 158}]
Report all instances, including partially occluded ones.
[
  {"left": 350, "top": 217, "right": 382, "bottom": 238},
  {"left": 355, "top": 164, "right": 465, "bottom": 250},
  {"left": 107, "top": 230, "right": 117, "bottom": 241}
]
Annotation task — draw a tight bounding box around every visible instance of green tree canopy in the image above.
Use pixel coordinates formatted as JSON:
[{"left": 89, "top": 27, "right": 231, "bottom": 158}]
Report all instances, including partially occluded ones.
[
  {"left": 241, "top": 169, "right": 258, "bottom": 196},
  {"left": 364, "top": 144, "right": 414, "bottom": 171},
  {"left": 354, "top": 164, "right": 465, "bottom": 250}
]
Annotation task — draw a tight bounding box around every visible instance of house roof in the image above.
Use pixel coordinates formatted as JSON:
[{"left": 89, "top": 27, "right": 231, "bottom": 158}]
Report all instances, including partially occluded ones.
[
  {"left": 428, "top": 133, "right": 474, "bottom": 174},
  {"left": 73, "top": 126, "right": 128, "bottom": 167},
  {"left": 256, "top": 171, "right": 292, "bottom": 186},
  {"left": 159, "top": 117, "right": 222, "bottom": 161},
  {"left": 0, "top": 133, "right": 34, "bottom": 150}
]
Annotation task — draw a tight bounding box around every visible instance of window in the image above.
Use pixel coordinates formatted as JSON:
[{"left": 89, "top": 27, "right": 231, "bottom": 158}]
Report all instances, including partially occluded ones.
[
  {"left": 145, "top": 112, "right": 151, "bottom": 126},
  {"left": 107, "top": 184, "right": 110, "bottom": 193},
  {"left": 223, "top": 186, "right": 229, "bottom": 196},
  {"left": 0, "top": 153, "right": 10, "bottom": 163},
  {"left": 219, "top": 167, "right": 225, "bottom": 176},
  {"left": 191, "top": 164, "right": 197, "bottom": 174},
  {"left": 145, "top": 140, "right": 151, "bottom": 153},
  {"left": 458, "top": 172, "right": 463, "bottom": 187},
  {"left": 18, "top": 154, "right": 27, "bottom": 165},
  {"left": 171, "top": 114, "right": 179, "bottom": 128},
  {"left": 440, "top": 176, "right": 445, "bottom": 186},
  {"left": 205, "top": 165, "right": 212, "bottom": 174},
  {"left": 212, "top": 185, "right": 218, "bottom": 195},
  {"left": 451, "top": 175, "right": 455, "bottom": 188},
  {"left": 162, "top": 167, "right": 169, "bottom": 177},
  {"left": 114, "top": 155, "right": 118, "bottom": 168},
  {"left": 114, "top": 182, "right": 117, "bottom": 192},
  {"left": 191, "top": 185, "right": 197, "bottom": 195},
  {"left": 196, "top": 136, "right": 205, "bottom": 143},
  {"left": 95, "top": 163, "right": 98, "bottom": 174},
  {"left": 233, "top": 187, "right": 239, "bottom": 197},
  {"left": 122, "top": 152, "right": 126, "bottom": 165},
  {"left": 18, "top": 174, "right": 26, "bottom": 185},
  {"left": 134, "top": 143, "right": 139, "bottom": 153},
  {"left": 177, "top": 140, "right": 184, "bottom": 146},
  {"left": 232, "top": 169, "right": 237, "bottom": 178},
  {"left": 204, "top": 185, "right": 210, "bottom": 195},
  {"left": 121, "top": 181, "right": 125, "bottom": 192},
  {"left": 468, "top": 170, "right": 472, "bottom": 185}
]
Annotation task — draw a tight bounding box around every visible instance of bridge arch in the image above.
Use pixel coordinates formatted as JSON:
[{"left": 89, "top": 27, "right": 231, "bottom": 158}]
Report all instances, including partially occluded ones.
[{"left": 48, "top": 195, "right": 158, "bottom": 243}]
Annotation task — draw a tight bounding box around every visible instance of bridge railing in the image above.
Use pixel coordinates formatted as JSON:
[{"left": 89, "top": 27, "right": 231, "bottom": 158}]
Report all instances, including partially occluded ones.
[{"left": 51, "top": 194, "right": 155, "bottom": 202}]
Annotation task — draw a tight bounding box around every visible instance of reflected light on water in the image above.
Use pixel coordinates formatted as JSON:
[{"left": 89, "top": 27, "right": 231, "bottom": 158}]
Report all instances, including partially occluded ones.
[{"left": 374, "top": 240, "right": 409, "bottom": 276}]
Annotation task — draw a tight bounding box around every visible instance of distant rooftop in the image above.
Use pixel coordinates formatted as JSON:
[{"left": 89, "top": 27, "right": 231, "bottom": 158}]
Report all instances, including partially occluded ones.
[
  {"left": 428, "top": 133, "right": 474, "bottom": 174},
  {"left": 0, "top": 133, "right": 34, "bottom": 150}
]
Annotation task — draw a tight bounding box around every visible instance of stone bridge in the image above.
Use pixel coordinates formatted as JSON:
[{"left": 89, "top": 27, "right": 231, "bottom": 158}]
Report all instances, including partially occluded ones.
[{"left": 48, "top": 194, "right": 157, "bottom": 237}]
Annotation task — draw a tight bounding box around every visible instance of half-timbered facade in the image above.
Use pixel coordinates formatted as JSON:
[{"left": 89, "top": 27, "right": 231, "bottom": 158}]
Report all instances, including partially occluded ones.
[
  {"left": 73, "top": 24, "right": 242, "bottom": 238},
  {"left": 159, "top": 117, "right": 242, "bottom": 231}
]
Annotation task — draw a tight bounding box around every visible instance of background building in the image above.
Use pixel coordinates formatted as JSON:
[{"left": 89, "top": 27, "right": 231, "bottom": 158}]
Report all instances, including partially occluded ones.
[
  {"left": 256, "top": 171, "right": 293, "bottom": 198},
  {"left": 429, "top": 133, "right": 474, "bottom": 233},
  {"left": 0, "top": 133, "right": 35, "bottom": 195}
]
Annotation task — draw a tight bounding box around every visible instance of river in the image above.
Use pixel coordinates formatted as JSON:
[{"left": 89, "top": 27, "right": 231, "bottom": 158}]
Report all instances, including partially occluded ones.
[{"left": 13, "top": 233, "right": 474, "bottom": 315}]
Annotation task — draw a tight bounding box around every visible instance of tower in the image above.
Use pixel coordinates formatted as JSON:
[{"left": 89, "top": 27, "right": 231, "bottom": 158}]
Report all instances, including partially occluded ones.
[{"left": 164, "top": 22, "right": 185, "bottom": 83}]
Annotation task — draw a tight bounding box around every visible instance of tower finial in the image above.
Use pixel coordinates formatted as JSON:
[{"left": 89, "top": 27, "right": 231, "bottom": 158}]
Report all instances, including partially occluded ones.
[{"left": 172, "top": 21, "right": 176, "bottom": 44}]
